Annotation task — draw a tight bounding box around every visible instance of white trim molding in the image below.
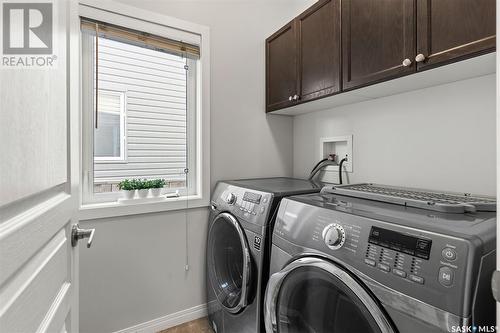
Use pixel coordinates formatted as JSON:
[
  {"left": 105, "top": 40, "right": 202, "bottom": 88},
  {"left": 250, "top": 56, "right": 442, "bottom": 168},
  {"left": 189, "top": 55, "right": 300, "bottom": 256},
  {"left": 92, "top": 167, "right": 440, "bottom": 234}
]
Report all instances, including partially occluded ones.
[{"left": 112, "top": 303, "right": 208, "bottom": 333}]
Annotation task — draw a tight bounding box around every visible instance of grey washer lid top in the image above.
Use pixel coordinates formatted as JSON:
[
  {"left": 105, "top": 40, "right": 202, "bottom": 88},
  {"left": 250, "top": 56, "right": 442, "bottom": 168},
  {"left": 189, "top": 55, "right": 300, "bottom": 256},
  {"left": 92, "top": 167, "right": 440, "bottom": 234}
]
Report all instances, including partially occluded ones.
[
  {"left": 225, "top": 177, "right": 320, "bottom": 198},
  {"left": 287, "top": 193, "right": 496, "bottom": 253}
]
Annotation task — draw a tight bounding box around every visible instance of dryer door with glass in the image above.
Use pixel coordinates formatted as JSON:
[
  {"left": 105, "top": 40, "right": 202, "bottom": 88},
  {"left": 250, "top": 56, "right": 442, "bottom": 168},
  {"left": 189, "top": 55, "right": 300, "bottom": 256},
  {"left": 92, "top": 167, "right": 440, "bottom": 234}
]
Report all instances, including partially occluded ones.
[
  {"left": 207, "top": 212, "right": 252, "bottom": 314},
  {"left": 264, "top": 257, "right": 395, "bottom": 333}
]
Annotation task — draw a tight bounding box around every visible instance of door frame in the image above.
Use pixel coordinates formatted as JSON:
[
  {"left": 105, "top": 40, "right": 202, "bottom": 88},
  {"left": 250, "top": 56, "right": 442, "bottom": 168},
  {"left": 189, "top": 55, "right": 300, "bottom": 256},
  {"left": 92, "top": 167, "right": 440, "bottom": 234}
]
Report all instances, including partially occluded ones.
[
  {"left": 68, "top": 0, "right": 82, "bottom": 331},
  {"left": 263, "top": 256, "right": 395, "bottom": 333}
]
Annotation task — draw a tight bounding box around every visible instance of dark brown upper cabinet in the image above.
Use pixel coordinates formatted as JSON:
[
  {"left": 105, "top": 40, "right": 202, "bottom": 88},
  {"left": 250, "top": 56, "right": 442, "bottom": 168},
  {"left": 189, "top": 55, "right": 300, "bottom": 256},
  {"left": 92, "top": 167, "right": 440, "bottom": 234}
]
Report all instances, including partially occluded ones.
[
  {"left": 297, "top": 0, "right": 341, "bottom": 103},
  {"left": 416, "top": 0, "right": 496, "bottom": 70},
  {"left": 342, "top": 0, "right": 416, "bottom": 90},
  {"left": 266, "top": 0, "right": 340, "bottom": 112},
  {"left": 265, "top": 0, "right": 495, "bottom": 113},
  {"left": 266, "top": 22, "right": 297, "bottom": 112}
]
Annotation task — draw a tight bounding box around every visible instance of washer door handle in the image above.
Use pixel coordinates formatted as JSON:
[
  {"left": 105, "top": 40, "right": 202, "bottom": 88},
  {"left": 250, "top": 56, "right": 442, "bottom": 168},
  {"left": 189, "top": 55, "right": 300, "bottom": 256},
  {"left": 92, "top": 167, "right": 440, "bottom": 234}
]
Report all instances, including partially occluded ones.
[
  {"left": 491, "top": 270, "right": 500, "bottom": 302},
  {"left": 264, "top": 257, "right": 396, "bottom": 333},
  {"left": 264, "top": 270, "right": 286, "bottom": 332}
]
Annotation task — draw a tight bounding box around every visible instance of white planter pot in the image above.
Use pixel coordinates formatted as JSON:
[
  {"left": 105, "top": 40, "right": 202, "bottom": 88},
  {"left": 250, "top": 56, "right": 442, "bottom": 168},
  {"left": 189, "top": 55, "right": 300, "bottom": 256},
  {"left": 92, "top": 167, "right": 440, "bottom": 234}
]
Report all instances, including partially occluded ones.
[
  {"left": 122, "top": 190, "right": 136, "bottom": 199},
  {"left": 137, "top": 189, "right": 149, "bottom": 198},
  {"left": 150, "top": 188, "right": 162, "bottom": 197}
]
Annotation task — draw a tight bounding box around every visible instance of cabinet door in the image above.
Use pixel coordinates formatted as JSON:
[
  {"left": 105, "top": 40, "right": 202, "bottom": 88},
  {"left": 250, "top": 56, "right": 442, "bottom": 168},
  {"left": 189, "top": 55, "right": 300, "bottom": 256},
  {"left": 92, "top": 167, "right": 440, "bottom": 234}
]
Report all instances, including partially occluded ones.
[
  {"left": 342, "top": 0, "right": 415, "bottom": 90},
  {"left": 416, "top": 0, "right": 496, "bottom": 70},
  {"left": 266, "top": 22, "right": 297, "bottom": 112},
  {"left": 297, "top": 0, "right": 341, "bottom": 103}
]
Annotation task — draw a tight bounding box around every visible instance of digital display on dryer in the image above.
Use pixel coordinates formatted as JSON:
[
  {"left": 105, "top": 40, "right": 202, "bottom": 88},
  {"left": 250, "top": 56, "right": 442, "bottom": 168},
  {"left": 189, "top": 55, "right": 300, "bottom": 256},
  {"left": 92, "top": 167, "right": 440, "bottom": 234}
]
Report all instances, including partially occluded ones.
[
  {"left": 369, "top": 227, "right": 432, "bottom": 260},
  {"left": 243, "top": 192, "right": 261, "bottom": 204}
]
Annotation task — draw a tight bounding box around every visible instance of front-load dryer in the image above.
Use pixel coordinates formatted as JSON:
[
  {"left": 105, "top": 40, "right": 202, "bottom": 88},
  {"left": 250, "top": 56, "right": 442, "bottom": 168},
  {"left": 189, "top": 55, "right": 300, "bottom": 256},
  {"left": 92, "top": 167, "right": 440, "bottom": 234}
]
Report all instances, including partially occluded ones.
[
  {"left": 206, "top": 178, "right": 320, "bottom": 333},
  {"left": 264, "top": 185, "right": 496, "bottom": 333}
]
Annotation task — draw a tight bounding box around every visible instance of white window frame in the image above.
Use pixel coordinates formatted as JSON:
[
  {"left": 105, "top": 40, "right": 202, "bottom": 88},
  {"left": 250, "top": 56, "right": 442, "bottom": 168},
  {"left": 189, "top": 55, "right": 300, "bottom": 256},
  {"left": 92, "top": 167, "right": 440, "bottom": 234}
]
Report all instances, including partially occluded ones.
[
  {"left": 94, "top": 89, "right": 127, "bottom": 163},
  {"left": 76, "top": 1, "right": 210, "bottom": 220}
]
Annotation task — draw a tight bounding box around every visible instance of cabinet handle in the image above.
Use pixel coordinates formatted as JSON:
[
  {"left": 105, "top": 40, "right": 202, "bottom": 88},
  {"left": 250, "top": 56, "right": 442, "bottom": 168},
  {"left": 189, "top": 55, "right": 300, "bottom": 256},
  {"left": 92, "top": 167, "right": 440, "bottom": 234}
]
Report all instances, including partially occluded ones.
[
  {"left": 402, "top": 58, "right": 412, "bottom": 67},
  {"left": 293, "top": 94, "right": 300, "bottom": 101},
  {"left": 288, "top": 96, "right": 293, "bottom": 101},
  {"left": 415, "top": 54, "right": 426, "bottom": 63}
]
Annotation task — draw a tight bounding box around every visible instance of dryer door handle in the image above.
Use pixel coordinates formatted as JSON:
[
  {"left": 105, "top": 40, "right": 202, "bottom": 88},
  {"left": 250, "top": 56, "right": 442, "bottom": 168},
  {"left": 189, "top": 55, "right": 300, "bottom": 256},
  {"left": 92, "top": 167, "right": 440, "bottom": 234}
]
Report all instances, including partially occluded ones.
[{"left": 208, "top": 212, "right": 252, "bottom": 314}]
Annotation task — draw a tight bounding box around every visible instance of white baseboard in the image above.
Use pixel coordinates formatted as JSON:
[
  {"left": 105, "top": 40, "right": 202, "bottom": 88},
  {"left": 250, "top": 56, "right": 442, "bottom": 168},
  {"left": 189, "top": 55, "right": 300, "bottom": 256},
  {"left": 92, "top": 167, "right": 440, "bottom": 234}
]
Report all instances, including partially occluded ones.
[{"left": 112, "top": 303, "right": 208, "bottom": 333}]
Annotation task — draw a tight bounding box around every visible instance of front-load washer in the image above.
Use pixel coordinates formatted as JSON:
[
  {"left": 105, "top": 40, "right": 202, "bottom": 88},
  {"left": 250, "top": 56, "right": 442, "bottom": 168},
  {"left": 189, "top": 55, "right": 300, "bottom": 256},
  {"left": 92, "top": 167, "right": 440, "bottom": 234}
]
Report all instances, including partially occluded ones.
[
  {"left": 206, "top": 178, "right": 320, "bottom": 333},
  {"left": 264, "top": 185, "right": 496, "bottom": 333}
]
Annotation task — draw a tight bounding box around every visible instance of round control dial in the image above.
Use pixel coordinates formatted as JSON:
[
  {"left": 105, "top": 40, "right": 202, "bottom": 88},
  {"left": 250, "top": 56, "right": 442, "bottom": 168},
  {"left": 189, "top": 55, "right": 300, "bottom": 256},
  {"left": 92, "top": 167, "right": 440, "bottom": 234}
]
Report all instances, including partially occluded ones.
[
  {"left": 225, "top": 192, "right": 237, "bottom": 205},
  {"left": 322, "top": 223, "right": 346, "bottom": 250}
]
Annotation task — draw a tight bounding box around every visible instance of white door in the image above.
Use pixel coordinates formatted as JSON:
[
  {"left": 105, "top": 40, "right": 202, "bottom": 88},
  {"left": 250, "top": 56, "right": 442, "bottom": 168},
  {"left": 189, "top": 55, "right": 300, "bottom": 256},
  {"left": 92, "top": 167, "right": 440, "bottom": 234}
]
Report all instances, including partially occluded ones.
[{"left": 0, "top": 1, "right": 83, "bottom": 332}]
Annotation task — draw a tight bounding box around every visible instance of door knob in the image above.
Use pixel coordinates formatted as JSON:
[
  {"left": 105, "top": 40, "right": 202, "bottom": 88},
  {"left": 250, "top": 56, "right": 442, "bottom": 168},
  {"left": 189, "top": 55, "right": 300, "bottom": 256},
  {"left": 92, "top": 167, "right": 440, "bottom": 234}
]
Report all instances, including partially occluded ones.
[
  {"left": 71, "top": 224, "right": 95, "bottom": 248},
  {"left": 415, "top": 54, "right": 426, "bottom": 63},
  {"left": 402, "top": 58, "right": 412, "bottom": 67}
]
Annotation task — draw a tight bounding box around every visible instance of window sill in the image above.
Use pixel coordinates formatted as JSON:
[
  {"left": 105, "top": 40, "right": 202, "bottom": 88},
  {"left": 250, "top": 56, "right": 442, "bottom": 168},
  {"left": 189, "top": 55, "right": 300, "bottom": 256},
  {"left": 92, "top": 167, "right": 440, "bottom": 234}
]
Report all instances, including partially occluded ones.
[{"left": 78, "top": 194, "right": 209, "bottom": 221}]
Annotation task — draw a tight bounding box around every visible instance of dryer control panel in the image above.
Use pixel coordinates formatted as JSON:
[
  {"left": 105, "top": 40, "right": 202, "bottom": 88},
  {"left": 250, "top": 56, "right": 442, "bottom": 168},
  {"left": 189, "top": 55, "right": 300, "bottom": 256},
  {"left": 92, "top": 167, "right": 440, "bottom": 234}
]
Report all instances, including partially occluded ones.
[{"left": 211, "top": 184, "right": 272, "bottom": 226}]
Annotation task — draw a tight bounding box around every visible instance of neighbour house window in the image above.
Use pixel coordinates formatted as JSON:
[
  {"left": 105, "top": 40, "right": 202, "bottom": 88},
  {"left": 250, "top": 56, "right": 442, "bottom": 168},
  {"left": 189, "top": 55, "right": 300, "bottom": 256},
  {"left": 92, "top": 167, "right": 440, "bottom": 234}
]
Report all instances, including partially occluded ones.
[
  {"left": 94, "top": 90, "right": 126, "bottom": 162},
  {"left": 81, "top": 19, "right": 200, "bottom": 203}
]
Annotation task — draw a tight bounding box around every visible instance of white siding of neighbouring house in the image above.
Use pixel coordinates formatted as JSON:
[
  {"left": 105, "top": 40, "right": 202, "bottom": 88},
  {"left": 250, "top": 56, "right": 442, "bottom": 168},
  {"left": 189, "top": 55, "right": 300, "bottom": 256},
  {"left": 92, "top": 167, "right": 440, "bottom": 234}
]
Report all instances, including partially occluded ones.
[{"left": 94, "top": 37, "right": 188, "bottom": 186}]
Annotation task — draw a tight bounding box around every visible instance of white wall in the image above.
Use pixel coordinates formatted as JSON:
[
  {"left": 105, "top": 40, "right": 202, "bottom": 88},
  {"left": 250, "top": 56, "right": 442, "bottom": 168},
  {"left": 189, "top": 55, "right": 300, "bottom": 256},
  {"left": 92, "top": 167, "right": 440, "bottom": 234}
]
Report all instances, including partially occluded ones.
[
  {"left": 79, "top": 1, "right": 314, "bottom": 332},
  {"left": 294, "top": 74, "right": 496, "bottom": 196},
  {"left": 79, "top": 208, "right": 209, "bottom": 333},
  {"left": 131, "top": 0, "right": 314, "bottom": 185}
]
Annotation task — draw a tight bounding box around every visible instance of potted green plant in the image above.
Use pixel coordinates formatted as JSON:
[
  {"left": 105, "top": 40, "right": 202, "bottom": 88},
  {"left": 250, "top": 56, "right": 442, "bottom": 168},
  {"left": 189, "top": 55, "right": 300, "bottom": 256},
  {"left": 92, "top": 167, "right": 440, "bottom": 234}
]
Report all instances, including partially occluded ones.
[
  {"left": 118, "top": 179, "right": 136, "bottom": 199},
  {"left": 150, "top": 179, "right": 166, "bottom": 197},
  {"left": 136, "top": 179, "right": 150, "bottom": 198}
]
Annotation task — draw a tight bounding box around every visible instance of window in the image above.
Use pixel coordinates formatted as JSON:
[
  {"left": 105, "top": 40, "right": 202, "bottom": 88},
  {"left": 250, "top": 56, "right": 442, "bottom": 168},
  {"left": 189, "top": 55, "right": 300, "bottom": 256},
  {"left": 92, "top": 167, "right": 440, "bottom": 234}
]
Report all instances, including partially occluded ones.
[
  {"left": 81, "top": 17, "right": 202, "bottom": 204},
  {"left": 94, "top": 90, "right": 125, "bottom": 162}
]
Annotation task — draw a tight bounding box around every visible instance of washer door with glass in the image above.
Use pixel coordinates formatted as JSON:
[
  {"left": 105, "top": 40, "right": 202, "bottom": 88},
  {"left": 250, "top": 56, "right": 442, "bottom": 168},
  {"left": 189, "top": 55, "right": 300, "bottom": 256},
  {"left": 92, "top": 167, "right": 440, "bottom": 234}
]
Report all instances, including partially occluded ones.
[
  {"left": 207, "top": 212, "right": 252, "bottom": 314},
  {"left": 264, "top": 257, "right": 395, "bottom": 333}
]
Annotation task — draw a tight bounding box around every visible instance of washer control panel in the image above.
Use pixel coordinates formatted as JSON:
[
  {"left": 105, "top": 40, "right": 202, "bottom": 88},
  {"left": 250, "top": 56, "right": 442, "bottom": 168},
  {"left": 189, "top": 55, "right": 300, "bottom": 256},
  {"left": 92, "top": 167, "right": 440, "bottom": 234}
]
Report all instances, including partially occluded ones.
[
  {"left": 273, "top": 196, "right": 474, "bottom": 317},
  {"left": 364, "top": 226, "right": 463, "bottom": 288},
  {"left": 365, "top": 242, "right": 429, "bottom": 285},
  {"left": 368, "top": 226, "right": 432, "bottom": 260},
  {"left": 365, "top": 226, "right": 434, "bottom": 285},
  {"left": 322, "top": 223, "right": 346, "bottom": 250}
]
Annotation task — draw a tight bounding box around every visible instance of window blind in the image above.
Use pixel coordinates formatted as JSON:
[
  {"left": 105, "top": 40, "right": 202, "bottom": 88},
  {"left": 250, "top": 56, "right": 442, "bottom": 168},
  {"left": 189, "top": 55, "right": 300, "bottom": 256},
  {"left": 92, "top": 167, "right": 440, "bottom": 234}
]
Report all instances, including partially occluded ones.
[{"left": 80, "top": 18, "right": 200, "bottom": 59}]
